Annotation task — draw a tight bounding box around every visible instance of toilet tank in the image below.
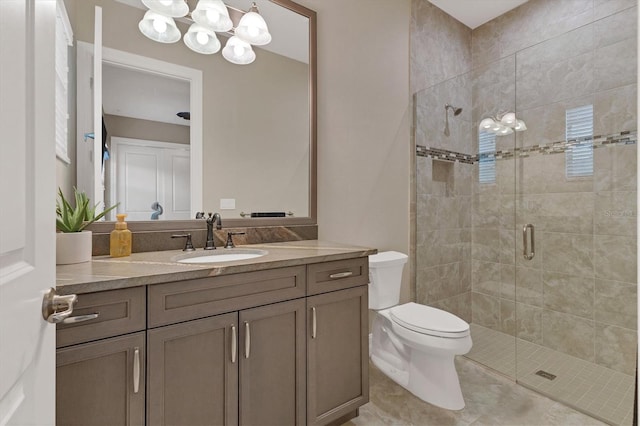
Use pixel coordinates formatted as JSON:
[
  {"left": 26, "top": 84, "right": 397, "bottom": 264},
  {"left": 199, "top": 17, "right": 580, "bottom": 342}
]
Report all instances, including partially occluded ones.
[{"left": 368, "top": 251, "right": 408, "bottom": 310}]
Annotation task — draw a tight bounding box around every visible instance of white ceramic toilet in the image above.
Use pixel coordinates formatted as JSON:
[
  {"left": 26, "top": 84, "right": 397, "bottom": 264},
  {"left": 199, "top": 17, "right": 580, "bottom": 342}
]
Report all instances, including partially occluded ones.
[{"left": 368, "top": 251, "right": 472, "bottom": 410}]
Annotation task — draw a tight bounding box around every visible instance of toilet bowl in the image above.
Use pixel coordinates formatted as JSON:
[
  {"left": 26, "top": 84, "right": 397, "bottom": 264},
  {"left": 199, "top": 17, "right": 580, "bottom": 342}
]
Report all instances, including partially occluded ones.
[{"left": 368, "top": 252, "right": 472, "bottom": 410}]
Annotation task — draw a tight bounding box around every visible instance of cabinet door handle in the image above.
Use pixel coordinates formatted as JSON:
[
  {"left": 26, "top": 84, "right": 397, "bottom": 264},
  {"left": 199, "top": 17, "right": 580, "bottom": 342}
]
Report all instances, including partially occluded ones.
[
  {"left": 329, "top": 271, "right": 353, "bottom": 279},
  {"left": 231, "top": 325, "right": 237, "bottom": 363},
  {"left": 244, "top": 321, "right": 250, "bottom": 359},
  {"left": 311, "top": 307, "right": 317, "bottom": 339},
  {"left": 133, "top": 347, "right": 140, "bottom": 394}
]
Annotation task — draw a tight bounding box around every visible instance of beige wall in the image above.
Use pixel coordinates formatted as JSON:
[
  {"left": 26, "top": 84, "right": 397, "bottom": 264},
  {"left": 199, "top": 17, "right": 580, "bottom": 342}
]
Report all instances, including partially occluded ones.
[{"left": 295, "top": 0, "right": 412, "bottom": 302}]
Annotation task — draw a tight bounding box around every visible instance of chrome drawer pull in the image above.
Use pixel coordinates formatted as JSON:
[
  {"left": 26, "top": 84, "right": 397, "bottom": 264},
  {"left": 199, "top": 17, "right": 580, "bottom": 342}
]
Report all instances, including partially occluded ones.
[
  {"left": 311, "top": 307, "right": 317, "bottom": 339},
  {"left": 231, "top": 325, "right": 237, "bottom": 363},
  {"left": 244, "top": 322, "right": 250, "bottom": 359},
  {"left": 329, "top": 271, "right": 353, "bottom": 279},
  {"left": 133, "top": 347, "right": 140, "bottom": 394},
  {"left": 61, "top": 313, "right": 99, "bottom": 324}
]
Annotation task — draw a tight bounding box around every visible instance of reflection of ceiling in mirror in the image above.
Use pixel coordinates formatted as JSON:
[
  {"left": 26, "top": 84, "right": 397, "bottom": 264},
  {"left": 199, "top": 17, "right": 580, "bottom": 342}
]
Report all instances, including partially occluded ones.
[
  {"left": 114, "top": 0, "right": 310, "bottom": 63},
  {"left": 102, "top": 63, "right": 190, "bottom": 126}
]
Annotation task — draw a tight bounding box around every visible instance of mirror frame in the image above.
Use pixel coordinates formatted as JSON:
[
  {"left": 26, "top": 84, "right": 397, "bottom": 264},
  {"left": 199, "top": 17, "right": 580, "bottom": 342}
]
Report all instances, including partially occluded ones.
[{"left": 88, "top": 0, "right": 317, "bottom": 233}]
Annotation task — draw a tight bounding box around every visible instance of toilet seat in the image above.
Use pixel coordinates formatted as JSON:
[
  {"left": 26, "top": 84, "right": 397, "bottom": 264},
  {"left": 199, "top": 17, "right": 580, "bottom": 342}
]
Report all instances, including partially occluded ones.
[{"left": 390, "top": 302, "right": 470, "bottom": 338}]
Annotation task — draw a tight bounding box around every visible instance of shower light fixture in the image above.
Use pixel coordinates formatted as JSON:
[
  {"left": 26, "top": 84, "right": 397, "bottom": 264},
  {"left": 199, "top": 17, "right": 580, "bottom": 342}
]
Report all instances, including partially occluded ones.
[
  {"left": 138, "top": 0, "right": 270, "bottom": 65},
  {"left": 479, "top": 112, "right": 527, "bottom": 135}
]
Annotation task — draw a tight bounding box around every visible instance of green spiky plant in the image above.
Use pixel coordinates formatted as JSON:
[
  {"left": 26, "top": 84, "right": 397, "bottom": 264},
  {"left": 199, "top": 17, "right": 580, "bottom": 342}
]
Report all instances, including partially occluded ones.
[{"left": 56, "top": 187, "right": 118, "bottom": 233}]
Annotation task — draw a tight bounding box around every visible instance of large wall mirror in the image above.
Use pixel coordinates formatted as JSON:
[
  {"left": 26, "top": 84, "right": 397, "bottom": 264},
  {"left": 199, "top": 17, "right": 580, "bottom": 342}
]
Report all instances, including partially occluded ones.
[{"left": 65, "top": 0, "right": 316, "bottom": 231}]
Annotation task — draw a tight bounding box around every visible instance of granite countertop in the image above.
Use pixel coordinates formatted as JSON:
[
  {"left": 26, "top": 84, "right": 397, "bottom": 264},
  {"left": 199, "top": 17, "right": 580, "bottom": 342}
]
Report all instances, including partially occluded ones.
[{"left": 56, "top": 240, "right": 377, "bottom": 295}]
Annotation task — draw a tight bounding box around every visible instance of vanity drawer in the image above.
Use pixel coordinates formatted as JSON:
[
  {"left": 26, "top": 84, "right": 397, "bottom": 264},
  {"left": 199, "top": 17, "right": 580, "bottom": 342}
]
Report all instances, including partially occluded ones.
[
  {"left": 307, "top": 257, "right": 369, "bottom": 295},
  {"left": 56, "top": 287, "right": 146, "bottom": 348},
  {"left": 148, "top": 266, "right": 306, "bottom": 327}
]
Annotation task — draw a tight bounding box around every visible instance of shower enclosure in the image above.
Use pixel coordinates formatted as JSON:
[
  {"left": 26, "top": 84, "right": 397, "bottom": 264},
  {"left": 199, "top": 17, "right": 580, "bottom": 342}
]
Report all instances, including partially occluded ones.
[{"left": 413, "top": 4, "right": 637, "bottom": 425}]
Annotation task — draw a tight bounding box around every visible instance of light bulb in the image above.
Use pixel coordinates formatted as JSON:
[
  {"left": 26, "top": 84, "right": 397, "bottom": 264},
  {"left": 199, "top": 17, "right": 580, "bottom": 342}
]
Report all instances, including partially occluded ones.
[
  {"left": 153, "top": 18, "right": 168, "bottom": 33},
  {"left": 196, "top": 31, "right": 208, "bottom": 45},
  {"left": 234, "top": 44, "right": 245, "bottom": 57},
  {"left": 206, "top": 9, "right": 220, "bottom": 23}
]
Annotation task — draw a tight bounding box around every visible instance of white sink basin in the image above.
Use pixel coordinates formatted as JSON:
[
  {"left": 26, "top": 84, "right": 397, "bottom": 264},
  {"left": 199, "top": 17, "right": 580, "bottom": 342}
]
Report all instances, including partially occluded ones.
[{"left": 176, "top": 249, "right": 268, "bottom": 264}]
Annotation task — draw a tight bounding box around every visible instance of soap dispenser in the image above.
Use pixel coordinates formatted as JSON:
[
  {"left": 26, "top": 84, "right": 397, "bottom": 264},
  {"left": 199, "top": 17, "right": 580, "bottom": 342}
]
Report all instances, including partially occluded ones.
[{"left": 110, "top": 214, "right": 132, "bottom": 257}]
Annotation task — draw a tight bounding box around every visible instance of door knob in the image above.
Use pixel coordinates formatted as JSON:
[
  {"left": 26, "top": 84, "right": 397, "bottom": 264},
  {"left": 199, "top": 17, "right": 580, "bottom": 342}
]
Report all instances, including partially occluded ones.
[{"left": 42, "top": 287, "right": 78, "bottom": 323}]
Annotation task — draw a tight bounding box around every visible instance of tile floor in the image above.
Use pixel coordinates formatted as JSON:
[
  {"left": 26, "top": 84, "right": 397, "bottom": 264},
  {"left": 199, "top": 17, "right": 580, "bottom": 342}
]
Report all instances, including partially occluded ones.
[
  {"left": 345, "top": 357, "right": 612, "bottom": 426},
  {"left": 467, "top": 324, "right": 635, "bottom": 425}
]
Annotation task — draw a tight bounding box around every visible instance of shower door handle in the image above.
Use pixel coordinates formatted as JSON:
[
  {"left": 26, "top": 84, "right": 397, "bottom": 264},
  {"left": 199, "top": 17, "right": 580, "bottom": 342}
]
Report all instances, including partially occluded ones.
[{"left": 522, "top": 224, "right": 535, "bottom": 260}]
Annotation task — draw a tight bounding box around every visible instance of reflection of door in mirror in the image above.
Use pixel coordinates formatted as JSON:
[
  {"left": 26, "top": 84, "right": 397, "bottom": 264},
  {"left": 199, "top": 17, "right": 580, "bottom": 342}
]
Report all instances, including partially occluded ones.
[
  {"left": 110, "top": 138, "right": 190, "bottom": 221},
  {"left": 76, "top": 39, "right": 203, "bottom": 221}
]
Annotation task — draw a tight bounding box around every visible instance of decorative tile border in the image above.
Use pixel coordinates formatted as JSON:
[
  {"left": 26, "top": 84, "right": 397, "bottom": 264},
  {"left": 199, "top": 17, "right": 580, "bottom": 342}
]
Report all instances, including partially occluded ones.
[
  {"left": 417, "top": 130, "right": 637, "bottom": 163},
  {"left": 416, "top": 146, "right": 476, "bottom": 163}
]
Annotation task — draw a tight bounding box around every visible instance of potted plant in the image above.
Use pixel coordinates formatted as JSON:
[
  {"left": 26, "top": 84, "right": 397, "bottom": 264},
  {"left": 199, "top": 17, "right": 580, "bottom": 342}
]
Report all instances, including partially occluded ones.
[{"left": 56, "top": 188, "right": 118, "bottom": 265}]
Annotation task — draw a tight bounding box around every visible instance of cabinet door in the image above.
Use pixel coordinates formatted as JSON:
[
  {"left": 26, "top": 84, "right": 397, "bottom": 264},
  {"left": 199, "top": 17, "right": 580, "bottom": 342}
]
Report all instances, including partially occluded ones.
[
  {"left": 307, "top": 286, "right": 369, "bottom": 425},
  {"left": 56, "top": 332, "right": 145, "bottom": 426},
  {"left": 147, "top": 313, "right": 239, "bottom": 426},
  {"left": 239, "top": 298, "right": 306, "bottom": 426}
]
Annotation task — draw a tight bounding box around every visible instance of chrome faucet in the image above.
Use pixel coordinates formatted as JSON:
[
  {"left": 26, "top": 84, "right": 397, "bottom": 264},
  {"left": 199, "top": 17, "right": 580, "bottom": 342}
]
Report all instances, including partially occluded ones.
[{"left": 204, "top": 212, "right": 222, "bottom": 250}]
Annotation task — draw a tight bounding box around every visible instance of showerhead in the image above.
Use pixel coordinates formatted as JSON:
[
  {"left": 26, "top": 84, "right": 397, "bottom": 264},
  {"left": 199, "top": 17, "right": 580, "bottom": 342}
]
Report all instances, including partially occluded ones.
[
  {"left": 443, "top": 104, "right": 462, "bottom": 136},
  {"left": 445, "top": 104, "right": 462, "bottom": 116}
]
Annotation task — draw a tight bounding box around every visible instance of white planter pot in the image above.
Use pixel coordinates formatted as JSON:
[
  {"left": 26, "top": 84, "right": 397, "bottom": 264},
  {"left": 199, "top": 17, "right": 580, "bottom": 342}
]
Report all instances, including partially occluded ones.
[{"left": 56, "top": 231, "right": 92, "bottom": 265}]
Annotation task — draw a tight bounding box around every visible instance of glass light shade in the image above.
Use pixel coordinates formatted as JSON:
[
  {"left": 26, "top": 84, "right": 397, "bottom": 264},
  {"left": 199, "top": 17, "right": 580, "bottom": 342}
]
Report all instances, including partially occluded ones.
[
  {"left": 479, "top": 117, "right": 496, "bottom": 130},
  {"left": 184, "top": 24, "right": 221, "bottom": 54},
  {"left": 192, "top": 0, "right": 233, "bottom": 32},
  {"left": 139, "top": 10, "right": 181, "bottom": 43},
  {"left": 514, "top": 119, "right": 527, "bottom": 131},
  {"left": 500, "top": 112, "right": 517, "bottom": 127},
  {"left": 142, "top": 0, "right": 189, "bottom": 18},
  {"left": 222, "top": 36, "right": 256, "bottom": 64},
  {"left": 236, "top": 10, "right": 271, "bottom": 45},
  {"left": 496, "top": 125, "right": 514, "bottom": 135}
]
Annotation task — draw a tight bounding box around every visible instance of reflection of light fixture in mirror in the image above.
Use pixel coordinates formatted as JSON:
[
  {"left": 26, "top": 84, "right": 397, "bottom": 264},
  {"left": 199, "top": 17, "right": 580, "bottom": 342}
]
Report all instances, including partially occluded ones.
[
  {"left": 479, "top": 112, "right": 527, "bottom": 136},
  {"left": 142, "top": 0, "right": 189, "bottom": 17},
  {"left": 222, "top": 36, "right": 256, "bottom": 64},
  {"left": 184, "top": 24, "right": 221, "bottom": 54},
  {"left": 192, "top": 0, "right": 233, "bottom": 32},
  {"left": 236, "top": 3, "right": 272, "bottom": 45},
  {"left": 138, "top": 0, "right": 270, "bottom": 65},
  {"left": 138, "top": 10, "right": 181, "bottom": 43}
]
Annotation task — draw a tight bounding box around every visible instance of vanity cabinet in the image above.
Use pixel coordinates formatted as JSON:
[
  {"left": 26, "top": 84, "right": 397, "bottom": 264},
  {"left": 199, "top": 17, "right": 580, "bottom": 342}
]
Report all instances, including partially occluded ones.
[{"left": 56, "top": 255, "right": 370, "bottom": 426}]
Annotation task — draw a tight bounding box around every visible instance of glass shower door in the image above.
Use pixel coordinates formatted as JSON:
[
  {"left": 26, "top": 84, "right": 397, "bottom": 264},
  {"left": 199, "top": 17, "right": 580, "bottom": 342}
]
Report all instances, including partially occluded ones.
[{"left": 513, "top": 16, "right": 637, "bottom": 426}]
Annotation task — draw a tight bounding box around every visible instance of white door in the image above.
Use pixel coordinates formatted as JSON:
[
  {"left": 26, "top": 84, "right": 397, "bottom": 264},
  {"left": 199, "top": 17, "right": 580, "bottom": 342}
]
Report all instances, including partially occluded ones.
[
  {"left": 111, "top": 138, "right": 191, "bottom": 221},
  {"left": 0, "top": 0, "right": 56, "bottom": 424}
]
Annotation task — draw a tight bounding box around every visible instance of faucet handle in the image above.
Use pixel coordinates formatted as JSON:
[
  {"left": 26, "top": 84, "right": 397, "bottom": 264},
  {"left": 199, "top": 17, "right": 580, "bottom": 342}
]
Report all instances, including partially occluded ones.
[
  {"left": 224, "top": 232, "right": 246, "bottom": 249},
  {"left": 172, "top": 234, "right": 195, "bottom": 251}
]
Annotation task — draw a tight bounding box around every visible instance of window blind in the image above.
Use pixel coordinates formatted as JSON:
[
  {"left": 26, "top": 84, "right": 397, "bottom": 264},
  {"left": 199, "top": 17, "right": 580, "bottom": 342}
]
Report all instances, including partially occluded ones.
[
  {"left": 565, "top": 104, "right": 593, "bottom": 178},
  {"left": 478, "top": 130, "right": 496, "bottom": 184}
]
